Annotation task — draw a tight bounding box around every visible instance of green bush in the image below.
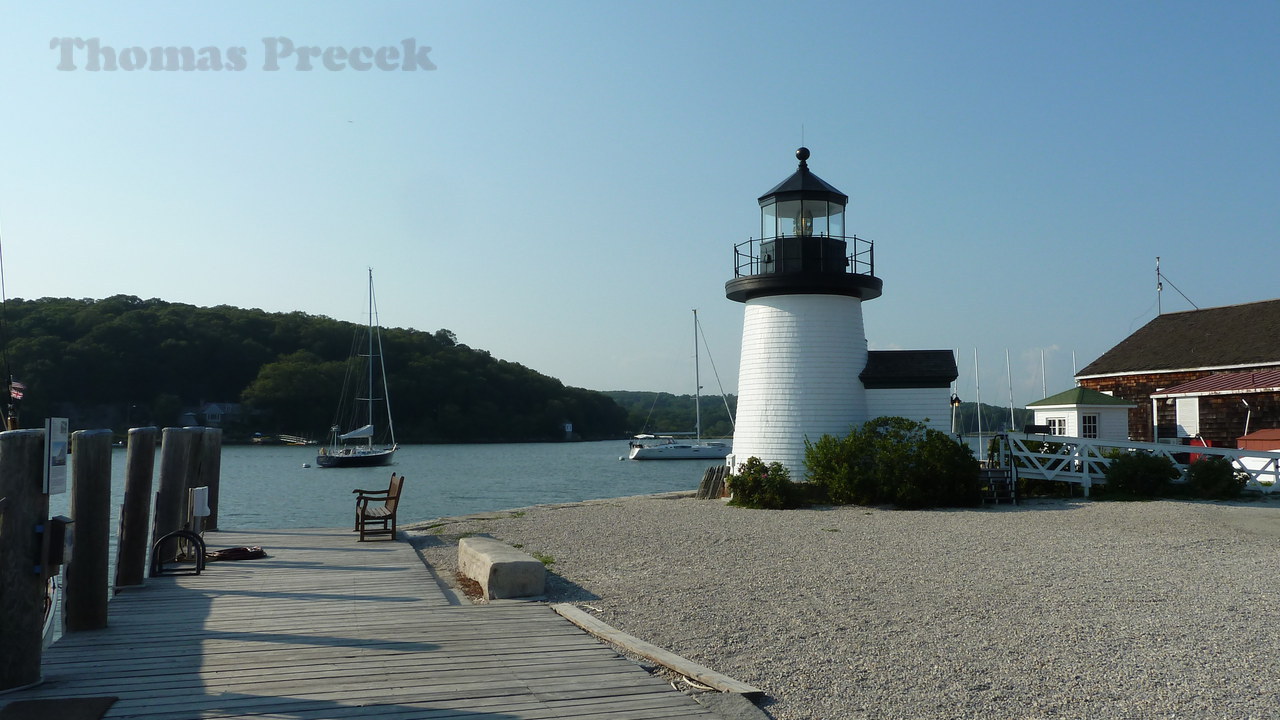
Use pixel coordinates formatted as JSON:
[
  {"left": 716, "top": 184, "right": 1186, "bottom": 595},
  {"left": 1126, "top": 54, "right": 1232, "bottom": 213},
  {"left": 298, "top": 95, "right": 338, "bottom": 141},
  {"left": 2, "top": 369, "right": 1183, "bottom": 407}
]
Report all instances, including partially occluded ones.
[
  {"left": 804, "top": 431, "right": 878, "bottom": 505},
  {"left": 804, "top": 416, "right": 980, "bottom": 509},
  {"left": 1102, "top": 451, "right": 1179, "bottom": 498},
  {"left": 727, "top": 456, "right": 803, "bottom": 509},
  {"left": 1185, "top": 456, "right": 1247, "bottom": 500},
  {"left": 1017, "top": 477, "right": 1076, "bottom": 499}
]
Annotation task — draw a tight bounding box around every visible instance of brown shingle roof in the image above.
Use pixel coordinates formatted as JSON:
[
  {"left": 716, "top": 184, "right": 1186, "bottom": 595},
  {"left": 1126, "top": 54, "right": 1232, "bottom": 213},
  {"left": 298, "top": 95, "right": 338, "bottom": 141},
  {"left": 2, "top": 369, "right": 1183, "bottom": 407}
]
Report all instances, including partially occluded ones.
[{"left": 1077, "top": 299, "right": 1280, "bottom": 377}]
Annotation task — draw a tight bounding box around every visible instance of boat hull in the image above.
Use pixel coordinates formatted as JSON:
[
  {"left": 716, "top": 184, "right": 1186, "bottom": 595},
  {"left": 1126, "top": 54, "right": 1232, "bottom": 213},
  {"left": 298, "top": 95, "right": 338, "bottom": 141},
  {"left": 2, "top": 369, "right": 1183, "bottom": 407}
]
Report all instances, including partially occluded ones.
[
  {"left": 628, "top": 443, "right": 731, "bottom": 461},
  {"left": 316, "top": 448, "right": 396, "bottom": 468}
]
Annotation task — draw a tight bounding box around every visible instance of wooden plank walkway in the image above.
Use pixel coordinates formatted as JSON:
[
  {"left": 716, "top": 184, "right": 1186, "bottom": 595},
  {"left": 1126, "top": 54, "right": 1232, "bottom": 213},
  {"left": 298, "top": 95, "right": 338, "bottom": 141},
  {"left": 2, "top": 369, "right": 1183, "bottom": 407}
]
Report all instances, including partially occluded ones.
[{"left": 1, "top": 528, "right": 715, "bottom": 719}]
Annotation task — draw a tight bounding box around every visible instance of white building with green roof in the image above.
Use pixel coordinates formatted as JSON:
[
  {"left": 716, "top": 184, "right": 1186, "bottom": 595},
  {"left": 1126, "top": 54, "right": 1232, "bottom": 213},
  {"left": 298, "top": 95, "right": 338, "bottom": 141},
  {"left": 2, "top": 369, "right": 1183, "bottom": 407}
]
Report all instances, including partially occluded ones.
[{"left": 1027, "top": 387, "right": 1135, "bottom": 440}]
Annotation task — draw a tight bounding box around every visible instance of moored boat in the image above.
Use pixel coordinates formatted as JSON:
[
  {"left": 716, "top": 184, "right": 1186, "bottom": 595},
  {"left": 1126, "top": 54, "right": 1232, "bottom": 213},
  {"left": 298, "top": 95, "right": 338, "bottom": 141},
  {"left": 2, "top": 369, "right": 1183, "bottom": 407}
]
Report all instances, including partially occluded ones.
[
  {"left": 317, "top": 269, "right": 397, "bottom": 468},
  {"left": 627, "top": 310, "right": 732, "bottom": 461},
  {"left": 628, "top": 433, "right": 730, "bottom": 460}
]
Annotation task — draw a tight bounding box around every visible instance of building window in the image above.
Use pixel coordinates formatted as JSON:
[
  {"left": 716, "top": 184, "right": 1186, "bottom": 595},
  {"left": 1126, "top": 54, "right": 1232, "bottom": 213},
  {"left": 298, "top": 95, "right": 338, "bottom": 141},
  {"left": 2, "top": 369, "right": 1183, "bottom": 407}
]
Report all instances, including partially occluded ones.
[
  {"left": 1048, "top": 417, "right": 1067, "bottom": 436},
  {"left": 1081, "top": 415, "right": 1098, "bottom": 439}
]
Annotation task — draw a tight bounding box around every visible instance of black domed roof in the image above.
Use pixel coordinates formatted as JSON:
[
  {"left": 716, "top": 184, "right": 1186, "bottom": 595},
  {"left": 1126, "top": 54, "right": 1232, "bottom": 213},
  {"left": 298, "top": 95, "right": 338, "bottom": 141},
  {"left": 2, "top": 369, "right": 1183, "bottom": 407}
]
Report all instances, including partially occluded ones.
[{"left": 758, "top": 147, "right": 847, "bottom": 206}]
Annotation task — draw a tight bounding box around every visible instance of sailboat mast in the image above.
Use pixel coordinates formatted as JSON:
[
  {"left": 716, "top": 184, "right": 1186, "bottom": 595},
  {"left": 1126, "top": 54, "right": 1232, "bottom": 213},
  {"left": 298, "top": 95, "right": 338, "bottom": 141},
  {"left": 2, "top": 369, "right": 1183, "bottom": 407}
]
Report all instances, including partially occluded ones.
[
  {"left": 693, "top": 309, "right": 701, "bottom": 443},
  {"left": 365, "top": 268, "right": 375, "bottom": 451},
  {"left": 371, "top": 273, "right": 396, "bottom": 447}
]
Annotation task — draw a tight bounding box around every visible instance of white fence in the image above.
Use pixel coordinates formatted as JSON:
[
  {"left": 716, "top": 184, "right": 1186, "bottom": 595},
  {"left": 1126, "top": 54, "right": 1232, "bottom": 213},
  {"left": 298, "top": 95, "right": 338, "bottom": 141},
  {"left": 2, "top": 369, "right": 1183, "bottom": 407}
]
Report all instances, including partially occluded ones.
[{"left": 1003, "top": 435, "right": 1280, "bottom": 496}]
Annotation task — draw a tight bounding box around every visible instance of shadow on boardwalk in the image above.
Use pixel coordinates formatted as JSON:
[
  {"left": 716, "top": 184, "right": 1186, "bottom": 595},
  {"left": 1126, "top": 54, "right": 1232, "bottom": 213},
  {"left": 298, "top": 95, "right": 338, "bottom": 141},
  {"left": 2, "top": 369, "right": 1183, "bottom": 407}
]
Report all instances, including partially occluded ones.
[{"left": 2, "top": 528, "right": 712, "bottom": 719}]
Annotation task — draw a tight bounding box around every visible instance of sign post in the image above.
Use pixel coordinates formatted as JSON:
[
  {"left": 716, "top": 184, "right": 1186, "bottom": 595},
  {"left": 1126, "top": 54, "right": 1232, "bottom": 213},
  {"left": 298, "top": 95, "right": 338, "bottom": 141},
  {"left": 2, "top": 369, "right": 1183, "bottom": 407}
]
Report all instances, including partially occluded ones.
[{"left": 43, "top": 417, "right": 69, "bottom": 495}]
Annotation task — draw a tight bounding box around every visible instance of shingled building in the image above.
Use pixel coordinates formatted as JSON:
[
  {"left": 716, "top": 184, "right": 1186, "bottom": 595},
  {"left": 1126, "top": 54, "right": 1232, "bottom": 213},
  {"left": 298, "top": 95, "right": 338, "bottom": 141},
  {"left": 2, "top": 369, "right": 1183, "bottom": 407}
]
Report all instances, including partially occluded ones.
[{"left": 1075, "top": 299, "right": 1280, "bottom": 445}]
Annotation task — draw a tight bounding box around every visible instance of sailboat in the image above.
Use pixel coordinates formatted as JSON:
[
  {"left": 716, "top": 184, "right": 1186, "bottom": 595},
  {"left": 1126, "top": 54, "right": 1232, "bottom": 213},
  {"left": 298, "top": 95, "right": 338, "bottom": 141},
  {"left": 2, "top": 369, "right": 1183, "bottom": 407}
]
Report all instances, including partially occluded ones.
[
  {"left": 316, "top": 269, "right": 398, "bottom": 468},
  {"left": 628, "top": 310, "right": 732, "bottom": 460}
]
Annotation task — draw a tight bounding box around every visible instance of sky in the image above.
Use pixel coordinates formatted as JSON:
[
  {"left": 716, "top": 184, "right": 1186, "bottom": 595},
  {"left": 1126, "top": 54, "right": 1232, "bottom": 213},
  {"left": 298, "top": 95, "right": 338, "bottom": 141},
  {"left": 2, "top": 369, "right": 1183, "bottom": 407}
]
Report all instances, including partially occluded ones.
[{"left": 0, "top": 2, "right": 1276, "bottom": 409}]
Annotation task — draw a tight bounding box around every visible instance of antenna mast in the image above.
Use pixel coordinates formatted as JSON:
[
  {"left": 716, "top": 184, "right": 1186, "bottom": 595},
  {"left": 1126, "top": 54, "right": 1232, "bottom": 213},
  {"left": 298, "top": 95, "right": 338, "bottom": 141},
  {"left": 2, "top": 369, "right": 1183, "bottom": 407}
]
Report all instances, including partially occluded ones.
[{"left": 1156, "top": 256, "right": 1162, "bottom": 315}]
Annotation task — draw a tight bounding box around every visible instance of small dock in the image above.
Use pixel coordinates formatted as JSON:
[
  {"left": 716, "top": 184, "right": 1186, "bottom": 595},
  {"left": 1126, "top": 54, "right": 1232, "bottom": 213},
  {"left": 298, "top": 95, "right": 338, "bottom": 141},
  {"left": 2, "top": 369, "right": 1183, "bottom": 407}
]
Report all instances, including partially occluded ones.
[{"left": 1, "top": 528, "right": 714, "bottom": 719}]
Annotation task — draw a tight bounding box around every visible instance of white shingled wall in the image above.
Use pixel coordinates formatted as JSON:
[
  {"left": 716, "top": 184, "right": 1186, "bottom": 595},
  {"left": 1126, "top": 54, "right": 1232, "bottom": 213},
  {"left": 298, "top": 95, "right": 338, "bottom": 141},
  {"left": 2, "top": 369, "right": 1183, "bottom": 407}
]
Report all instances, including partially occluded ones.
[
  {"left": 1032, "top": 405, "right": 1132, "bottom": 440},
  {"left": 864, "top": 387, "right": 953, "bottom": 434},
  {"left": 731, "top": 294, "right": 868, "bottom": 473}
]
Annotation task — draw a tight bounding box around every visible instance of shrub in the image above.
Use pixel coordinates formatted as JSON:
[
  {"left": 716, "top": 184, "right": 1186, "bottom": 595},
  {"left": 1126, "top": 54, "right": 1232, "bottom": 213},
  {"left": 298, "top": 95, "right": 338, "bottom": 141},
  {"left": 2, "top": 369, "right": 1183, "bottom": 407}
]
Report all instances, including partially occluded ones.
[
  {"left": 1018, "top": 477, "right": 1076, "bottom": 499},
  {"left": 728, "top": 457, "right": 803, "bottom": 509},
  {"left": 805, "top": 416, "right": 980, "bottom": 509},
  {"left": 803, "top": 431, "right": 878, "bottom": 505},
  {"left": 1185, "top": 456, "right": 1247, "bottom": 500},
  {"left": 1102, "top": 451, "right": 1179, "bottom": 498}
]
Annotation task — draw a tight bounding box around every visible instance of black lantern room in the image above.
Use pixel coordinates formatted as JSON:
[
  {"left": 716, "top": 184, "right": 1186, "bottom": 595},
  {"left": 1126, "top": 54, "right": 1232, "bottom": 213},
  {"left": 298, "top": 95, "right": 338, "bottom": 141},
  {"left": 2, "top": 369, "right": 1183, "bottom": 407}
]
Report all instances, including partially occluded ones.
[{"left": 726, "top": 148, "right": 881, "bottom": 303}]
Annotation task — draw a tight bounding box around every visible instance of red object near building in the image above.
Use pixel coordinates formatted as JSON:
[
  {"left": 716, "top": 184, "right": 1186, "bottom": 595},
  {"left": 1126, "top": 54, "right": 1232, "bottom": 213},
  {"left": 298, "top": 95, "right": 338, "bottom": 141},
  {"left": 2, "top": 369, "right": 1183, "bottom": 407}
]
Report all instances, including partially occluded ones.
[{"left": 1238, "top": 428, "right": 1280, "bottom": 451}]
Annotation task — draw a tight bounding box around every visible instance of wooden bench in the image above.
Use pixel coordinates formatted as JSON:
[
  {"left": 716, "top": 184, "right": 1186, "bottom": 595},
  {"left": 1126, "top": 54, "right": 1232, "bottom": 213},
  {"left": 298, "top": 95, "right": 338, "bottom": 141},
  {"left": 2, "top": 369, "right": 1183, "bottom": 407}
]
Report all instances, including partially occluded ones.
[{"left": 352, "top": 473, "right": 404, "bottom": 541}]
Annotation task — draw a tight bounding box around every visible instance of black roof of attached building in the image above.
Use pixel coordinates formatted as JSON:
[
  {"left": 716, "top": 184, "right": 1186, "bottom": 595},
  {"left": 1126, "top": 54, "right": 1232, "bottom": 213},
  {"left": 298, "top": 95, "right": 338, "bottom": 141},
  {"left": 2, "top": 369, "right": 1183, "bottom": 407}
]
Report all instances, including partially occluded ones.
[
  {"left": 1077, "top": 298, "right": 1280, "bottom": 378},
  {"left": 861, "top": 350, "right": 958, "bottom": 389}
]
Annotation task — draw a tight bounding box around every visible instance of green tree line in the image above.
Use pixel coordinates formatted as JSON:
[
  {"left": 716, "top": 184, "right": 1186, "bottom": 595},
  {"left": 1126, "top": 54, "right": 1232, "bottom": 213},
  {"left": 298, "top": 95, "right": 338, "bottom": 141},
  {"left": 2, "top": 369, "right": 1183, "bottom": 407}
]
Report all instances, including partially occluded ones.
[
  {"left": 952, "top": 401, "right": 1033, "bottom": 436},
  {"left": 0, "top": 295, "right": 629, "bottom": 442},
  {"left": 604, "top": 390, "right": 736, "bottom": 439}
]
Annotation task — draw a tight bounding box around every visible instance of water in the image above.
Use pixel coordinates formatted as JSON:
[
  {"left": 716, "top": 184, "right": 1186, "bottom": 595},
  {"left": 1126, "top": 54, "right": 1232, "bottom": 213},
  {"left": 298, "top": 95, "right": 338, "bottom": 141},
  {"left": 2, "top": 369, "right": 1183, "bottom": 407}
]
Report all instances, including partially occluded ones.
[{"left": 49, "top": 441, "right": 720, "bottom": 530}]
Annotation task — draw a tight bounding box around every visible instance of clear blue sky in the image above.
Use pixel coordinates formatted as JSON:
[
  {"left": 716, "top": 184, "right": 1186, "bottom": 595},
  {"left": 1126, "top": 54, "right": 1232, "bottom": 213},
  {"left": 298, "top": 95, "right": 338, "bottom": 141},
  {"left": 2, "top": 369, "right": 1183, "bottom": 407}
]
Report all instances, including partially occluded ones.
[{"left": 1, "top": 2, "right": 1276, "bottom": 408}]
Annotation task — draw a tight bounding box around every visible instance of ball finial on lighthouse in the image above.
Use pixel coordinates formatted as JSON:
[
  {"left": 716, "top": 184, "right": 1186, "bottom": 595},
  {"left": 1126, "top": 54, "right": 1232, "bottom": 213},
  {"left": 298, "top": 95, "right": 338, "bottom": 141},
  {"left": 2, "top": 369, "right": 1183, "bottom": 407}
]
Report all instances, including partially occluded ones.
[{"left": 796, "top": 146, "right": 810, "bottom": 165}]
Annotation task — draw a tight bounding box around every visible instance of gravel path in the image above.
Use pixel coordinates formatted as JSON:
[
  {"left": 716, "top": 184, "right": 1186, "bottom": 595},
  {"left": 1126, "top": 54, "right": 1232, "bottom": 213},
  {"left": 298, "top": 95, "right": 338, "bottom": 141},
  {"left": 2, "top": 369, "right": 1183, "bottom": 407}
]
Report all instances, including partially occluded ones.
[{"left": 405, "top": 494, "right": 1280, "bottom": 719}]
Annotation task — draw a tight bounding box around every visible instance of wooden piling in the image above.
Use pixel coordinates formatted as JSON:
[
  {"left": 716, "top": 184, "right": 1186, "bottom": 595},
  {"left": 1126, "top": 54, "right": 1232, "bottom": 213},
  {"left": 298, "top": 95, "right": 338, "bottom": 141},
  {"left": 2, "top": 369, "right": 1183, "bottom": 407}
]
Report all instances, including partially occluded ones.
[
  {"left": 183, "top": 422, "right": 209, "bottom": 530},
  {"left": 115, "top": 427, "right": 158, "bottom": 588},
  {"left": 201, "top": 428, "right": 222, "bottom": 531},
  {"left": 64, "top": 429, "right": 113, "bottom": 632},
  {"left": 0, "top": 429, "right": 49, "bottom": 691},
  {"left": 152, "top": 428, "right": 194, "bottom": 565}
]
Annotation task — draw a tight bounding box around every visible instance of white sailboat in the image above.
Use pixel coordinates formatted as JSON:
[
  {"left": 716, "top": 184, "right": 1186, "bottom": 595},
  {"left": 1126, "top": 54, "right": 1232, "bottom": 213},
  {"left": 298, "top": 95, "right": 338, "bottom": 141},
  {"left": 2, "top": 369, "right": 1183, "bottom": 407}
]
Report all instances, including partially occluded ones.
[
  {"left": 628, "top": 310, "right": 732, "bottom": 460},
  {"left": 317, "top": 269, "right": 397, "bottom": 468}
]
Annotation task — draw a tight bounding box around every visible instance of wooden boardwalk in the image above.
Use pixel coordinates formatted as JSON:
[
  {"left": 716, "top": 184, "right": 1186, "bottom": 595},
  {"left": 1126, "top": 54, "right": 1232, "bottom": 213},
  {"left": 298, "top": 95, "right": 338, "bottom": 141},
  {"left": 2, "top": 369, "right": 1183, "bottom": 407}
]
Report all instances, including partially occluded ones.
[{"left": 2, "top": 528, "right": 715, "bottom": 719}]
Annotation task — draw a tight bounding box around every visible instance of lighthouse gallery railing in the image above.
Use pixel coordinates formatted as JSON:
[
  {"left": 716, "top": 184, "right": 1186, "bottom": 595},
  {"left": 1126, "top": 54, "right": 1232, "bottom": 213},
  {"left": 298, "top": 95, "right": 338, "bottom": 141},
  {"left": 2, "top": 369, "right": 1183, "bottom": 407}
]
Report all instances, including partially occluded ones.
[{"left": 732, "top": 234, "right": 874, "bottom": 278}]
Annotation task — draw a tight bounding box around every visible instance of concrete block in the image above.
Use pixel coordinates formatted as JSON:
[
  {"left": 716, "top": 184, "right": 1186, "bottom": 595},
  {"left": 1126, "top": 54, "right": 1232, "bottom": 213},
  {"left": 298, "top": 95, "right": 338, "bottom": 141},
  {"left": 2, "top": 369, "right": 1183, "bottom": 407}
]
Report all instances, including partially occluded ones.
[{"left": 458, "top": 536, "right": 545, "bottom": 600}]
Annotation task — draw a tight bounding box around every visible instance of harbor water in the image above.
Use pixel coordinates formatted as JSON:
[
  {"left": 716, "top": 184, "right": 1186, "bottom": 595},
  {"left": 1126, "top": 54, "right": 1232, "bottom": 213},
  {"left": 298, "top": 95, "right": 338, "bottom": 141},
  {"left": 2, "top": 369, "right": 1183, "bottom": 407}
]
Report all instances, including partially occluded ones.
[{"left": 48, "top": 440, "right": 721, "bottom": 531}]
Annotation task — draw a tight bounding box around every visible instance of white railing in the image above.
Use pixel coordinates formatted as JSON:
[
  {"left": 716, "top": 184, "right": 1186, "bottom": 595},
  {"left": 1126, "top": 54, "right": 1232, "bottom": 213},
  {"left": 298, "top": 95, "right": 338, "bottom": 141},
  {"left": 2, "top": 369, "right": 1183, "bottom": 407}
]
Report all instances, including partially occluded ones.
[{"left": 1003, "top": 435, "right": 1280, "bottom": 496}]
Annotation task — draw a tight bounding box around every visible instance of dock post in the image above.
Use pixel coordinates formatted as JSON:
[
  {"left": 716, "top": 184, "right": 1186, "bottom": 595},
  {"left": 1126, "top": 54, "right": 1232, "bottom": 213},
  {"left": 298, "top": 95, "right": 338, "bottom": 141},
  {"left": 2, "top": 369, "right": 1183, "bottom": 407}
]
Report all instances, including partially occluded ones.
[
  {"left": 0, "top": 429, "right": 49, "bottom": 691},
  {"left": 153, "top": 427, "right": 194, "bottom": 566},
  {"left": 115, "top": 426, "right": 158, "bottom": 588},
  {"left": 64, "top": 429, "right": 113, "bottom": 632},
  {"left": 199, "top": 427, "right": 222, "bottom": 531},
  {"left": 183, "top": 427, "right": 204, "bottom": 533},
  {"left": 185, "top": 427, "right": 221, "bottom": 532}
]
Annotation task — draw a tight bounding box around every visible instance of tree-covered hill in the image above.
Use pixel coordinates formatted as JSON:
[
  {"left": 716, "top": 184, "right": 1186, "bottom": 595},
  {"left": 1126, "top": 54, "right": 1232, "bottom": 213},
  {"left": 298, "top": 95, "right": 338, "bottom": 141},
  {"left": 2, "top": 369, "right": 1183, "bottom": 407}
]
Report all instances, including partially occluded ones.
[
  {"left": 1, "top": 295, "right": 626, "bottom": 442},
  {"left": 605, "top": 390, "right": 736, "bottom": 439},
  {"left": 953, "top": 401, "right": 1033, "bottom": 436}
]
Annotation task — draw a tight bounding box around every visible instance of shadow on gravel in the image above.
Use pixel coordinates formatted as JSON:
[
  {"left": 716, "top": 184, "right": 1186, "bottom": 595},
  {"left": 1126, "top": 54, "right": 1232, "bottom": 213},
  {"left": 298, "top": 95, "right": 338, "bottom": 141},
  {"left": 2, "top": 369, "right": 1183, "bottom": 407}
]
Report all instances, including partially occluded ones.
[
  {"left": 801, "top": 498, "right": 1093, "bottom": 514},
  {"left": 541, "top": 572, "right": 602, "bottom": 603},
  {"left": 405, "top": 531, "right": 602, "bottom": 604},
  {"left": 970, "top": 498, "right": 1093, "bottom": 512}
]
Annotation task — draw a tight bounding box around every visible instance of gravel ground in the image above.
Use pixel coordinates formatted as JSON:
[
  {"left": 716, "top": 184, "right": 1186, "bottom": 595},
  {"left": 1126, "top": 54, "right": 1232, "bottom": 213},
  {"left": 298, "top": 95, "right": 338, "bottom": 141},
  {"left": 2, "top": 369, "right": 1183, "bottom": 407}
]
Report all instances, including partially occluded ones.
[{"left": 404, "top": 494, "right": 1280, "bottom": 720}]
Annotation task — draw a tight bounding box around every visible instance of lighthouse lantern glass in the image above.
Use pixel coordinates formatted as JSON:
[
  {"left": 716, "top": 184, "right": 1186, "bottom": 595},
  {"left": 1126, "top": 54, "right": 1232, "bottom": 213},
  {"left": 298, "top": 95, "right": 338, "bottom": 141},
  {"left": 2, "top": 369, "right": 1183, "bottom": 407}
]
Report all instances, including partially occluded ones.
[
  {"left": 760, "top": 198, "right": 846, "bottom": 238},
  {"left": 801, "top": 200, "right": 830, "bottom": 236},
  {"left": 761, "top": 201, "right": 777, "bottom": 240},
  {"left": 830, "top": 204, "right": 844, "bottom": 236},
  {"left": 774, "top": 200, "right": 798, "bottom": 237}
]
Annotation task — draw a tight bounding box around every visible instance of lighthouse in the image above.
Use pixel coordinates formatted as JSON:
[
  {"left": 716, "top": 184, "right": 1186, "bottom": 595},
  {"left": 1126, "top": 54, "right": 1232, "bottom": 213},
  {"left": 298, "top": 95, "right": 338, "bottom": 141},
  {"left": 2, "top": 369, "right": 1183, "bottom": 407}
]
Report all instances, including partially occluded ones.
[
  {"left": 726, "top": 148, "right": 958, "bottom": 473},
  {"left": 726, "top": 148, "right": 883, "bottom": 473}
]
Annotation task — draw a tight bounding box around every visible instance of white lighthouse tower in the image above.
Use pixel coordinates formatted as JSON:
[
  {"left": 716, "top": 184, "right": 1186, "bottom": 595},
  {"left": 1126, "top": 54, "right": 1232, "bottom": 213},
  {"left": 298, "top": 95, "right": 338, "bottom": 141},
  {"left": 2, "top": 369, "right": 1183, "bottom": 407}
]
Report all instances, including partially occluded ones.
[{"left": 726, "top": 148, "right": 882, "bottom": 472}]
